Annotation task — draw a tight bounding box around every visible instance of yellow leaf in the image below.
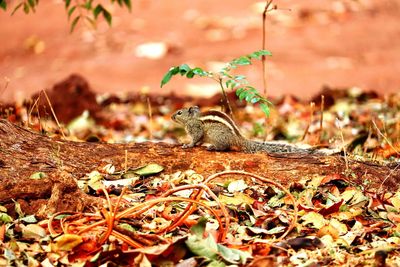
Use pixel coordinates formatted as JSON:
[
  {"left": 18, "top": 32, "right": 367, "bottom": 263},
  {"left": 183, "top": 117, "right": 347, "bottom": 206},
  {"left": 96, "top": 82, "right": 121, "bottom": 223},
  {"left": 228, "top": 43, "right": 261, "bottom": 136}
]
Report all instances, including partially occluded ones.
[
  {"left": 331, "top": 207, "right": 363, "bottom": 221},
  {"left": 54, "top": 234, "right": 83, "bottom": 251},
  {"left": 340, "top": 221, "right": 364, "bottom": 246},
  {"left": 317, "top": 224, "right": 339, "bottom": 239},
  {"left": 300, "top": 212, "right": 326, "bottom": 229},
  {"left": 22, "top": 224, "right": 46, "bottom": 240},
  {"left": 391, "top": 192, "right": 400, "bottom": 212},
  {"left": 329, "top": 219, "right": 348, "bottom": 235},
  {"left": 341, "top": 188, "right": 368, "bottom": 206},
  {"left": 219, "top": 192, "right": 254, "bottom": 206}
]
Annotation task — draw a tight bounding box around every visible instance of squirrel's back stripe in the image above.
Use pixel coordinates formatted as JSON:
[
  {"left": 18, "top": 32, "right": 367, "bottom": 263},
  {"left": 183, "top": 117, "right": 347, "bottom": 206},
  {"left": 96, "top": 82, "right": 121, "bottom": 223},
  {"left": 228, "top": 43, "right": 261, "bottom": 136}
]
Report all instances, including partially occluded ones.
[{"left": 200, "top": 110, "right": 243, "bottom": 137}]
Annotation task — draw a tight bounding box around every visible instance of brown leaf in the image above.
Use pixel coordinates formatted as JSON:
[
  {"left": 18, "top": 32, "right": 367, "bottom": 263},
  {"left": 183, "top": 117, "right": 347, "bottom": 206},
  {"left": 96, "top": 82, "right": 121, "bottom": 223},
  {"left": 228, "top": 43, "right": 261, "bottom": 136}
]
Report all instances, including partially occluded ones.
[{"left": 319, "top": 199, "right": 344, "bottom": 216}]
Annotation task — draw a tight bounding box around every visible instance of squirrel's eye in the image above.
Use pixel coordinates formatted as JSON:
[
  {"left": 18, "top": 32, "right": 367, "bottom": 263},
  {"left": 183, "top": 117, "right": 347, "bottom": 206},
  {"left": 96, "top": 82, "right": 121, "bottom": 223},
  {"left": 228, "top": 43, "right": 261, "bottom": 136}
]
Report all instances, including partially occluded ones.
[{"left": 177, "top": 111, "right": 182, "bottom": 115}]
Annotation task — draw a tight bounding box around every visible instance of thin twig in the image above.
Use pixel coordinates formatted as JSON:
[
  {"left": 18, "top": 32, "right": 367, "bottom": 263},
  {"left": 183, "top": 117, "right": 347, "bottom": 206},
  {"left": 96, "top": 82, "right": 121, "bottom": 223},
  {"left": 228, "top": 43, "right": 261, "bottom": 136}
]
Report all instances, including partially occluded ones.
[
  {"left": 319, "top": 95, "right": 325, "bottom": 144},
  {"left": 35, "top": 99, "right": 43, "bottom": 133},
  {"left": 378, "top": 162, "right": 400, "bottom": 193},
  {"left": 42, "top": 90, "right": 66, "bottom": 139},
  {"left": 124, "top": 149, "right": 128, "bottom": 173},
  {"left": 28, "top": 94, "right": 41, "bottom": 126},
  {"left": 0, "top": 77, "right": 10, "bottom": 99},
  {"left": 336, "top": 118, "right": 349, "bottom": 174},
  {"left": 372, "top": 119, "right": 400, "bottom": 155},
  {"left": 147, "top": 97, "right": 153, "bottom": 139},
  {"left": 301, "top": 102, "right": 315, "bottom": 141},
  {"left": 261, "top": 0, "right": 274, "bottom": 96}
]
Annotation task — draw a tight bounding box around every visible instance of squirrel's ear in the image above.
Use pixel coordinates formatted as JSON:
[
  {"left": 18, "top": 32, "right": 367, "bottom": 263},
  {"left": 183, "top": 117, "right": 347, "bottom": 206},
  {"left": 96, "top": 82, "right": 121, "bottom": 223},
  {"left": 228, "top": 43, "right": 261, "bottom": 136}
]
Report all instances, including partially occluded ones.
[{"left": 189, "top": 106, "right": 200, "bottom": 114}]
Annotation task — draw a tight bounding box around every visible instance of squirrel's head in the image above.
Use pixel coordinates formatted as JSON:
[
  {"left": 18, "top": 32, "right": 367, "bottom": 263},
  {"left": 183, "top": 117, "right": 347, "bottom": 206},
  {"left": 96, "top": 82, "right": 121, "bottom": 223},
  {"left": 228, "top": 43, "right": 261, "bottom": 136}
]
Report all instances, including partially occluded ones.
[{"left": 171, "top": 106, "right": 201, "bottom": 125}]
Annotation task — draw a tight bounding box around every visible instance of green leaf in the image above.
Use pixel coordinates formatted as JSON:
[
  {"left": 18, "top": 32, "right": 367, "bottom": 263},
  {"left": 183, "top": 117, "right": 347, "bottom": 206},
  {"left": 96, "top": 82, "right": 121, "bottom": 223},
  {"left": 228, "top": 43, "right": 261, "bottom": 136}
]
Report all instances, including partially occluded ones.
[
  {"left": 260, "top": 103, "right": 270, "bottom": 116},
  {"left": 245, "top": 86, "right": 256, "bottom": 93},
  {"left": 0, "top": 0, "right": 7, "bottom": 10},
  {"left": 231, "top": 56, "right": 251, "bottom": 66},
  {"left": 23, "top": 3, "right": 30, "bottom": 14},
  {"left": 207, "top": 261, "right": 225, "bottom": 267},
  {"left": 238, "top": 89, "right": 248, "bottom": 101},
  {"left": 83, "top": 0, "right": 93, "bottom": 10},
  {"left": 160, "top": 72, "right": 172, "bottom": 88},
  {"left": 227, "top": 78, "right": 242, "bottom": 89},
  {"left": 13, "top": 200, "right": 24, "bottom": 218},
  {"left": 245, "top": 92, "right": 255, "bottom": 102},
  {"left": 229, "top": 81, "right": 239, "bottom": 89},
  {"left": 234, "top": 75, "right": 246, "bottom": 80},
  {"left": 236, "top": 87, "right": 245, "bottom": 96},
  {"left": 118, "top": 223, "right": 136, "bottom": 232},
  {"left": 0, "top": 212, "right": 12, "bottom": 223},
  {"left": 250, "top": 97, "right": 260, "bottom": 104},
  {"left": 20, "top": 215, "right": 37, "bottom": 223},
  {"left": 217, "top": 244, "right": 252, "bottom": 265},
  {"left": 102, "top": 8, "right": 112, "bottom": 25},
  {"left": 190, "top": 217, "right": 207, "bottom": 237},
  {"left": 192, "top": 67, "right": 208, "bottom": 76},
  {"left": 67, "top": 6, "right": 76, "bottom": 19},
  {"left": 230, "top": 64, "right": 237, "bottom": 69},
  {"left": 30, "top": 172, "right": 47, "bottom": 180},
  {"left": 93, "top": 4, "right": 102, "bottom": 18},
  {"left": 70, "top": 16, "right": 80, "bottom": 33},
  {"left": 171, "top": 66, "right": 180, "bottom": 75},
  {"left": 186, "top": 70, "right": 195, "bottom": 79},
  {"left": 249, "top": 50, "right": 272, "bottom": 59},
  {"left": 179, "top": 64, "right": 191, "bottom": 74},
  {"left": 123, "top": 0, "right": 132, "bottom": 11},
  {"left": 132, "top": 163, "right": 164, "bottom": 176},
  {"left": 11, "top": 2, "right": 23, "bottom": 15},
  {"left": 226, "top": 80, "right": 232, "bottom": 89},
  {"left": 186, "top": 234, "right": 218, "bottom": 260},
  {"left": 27, "top": 0, "right": 36, "bottom": 10},
  {"left": 65, "top": 0, "right": 72, "bottom": 8},
  {"left": 160, "top": 66, "right": 179, "bottom": 87}
]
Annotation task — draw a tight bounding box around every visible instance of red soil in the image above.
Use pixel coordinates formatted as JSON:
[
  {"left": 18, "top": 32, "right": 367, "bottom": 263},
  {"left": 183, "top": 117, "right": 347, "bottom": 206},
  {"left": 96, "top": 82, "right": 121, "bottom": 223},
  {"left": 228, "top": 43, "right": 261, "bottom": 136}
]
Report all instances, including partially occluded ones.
[{"left": 1, "top": 0, "right": 399, "bottom": 103}]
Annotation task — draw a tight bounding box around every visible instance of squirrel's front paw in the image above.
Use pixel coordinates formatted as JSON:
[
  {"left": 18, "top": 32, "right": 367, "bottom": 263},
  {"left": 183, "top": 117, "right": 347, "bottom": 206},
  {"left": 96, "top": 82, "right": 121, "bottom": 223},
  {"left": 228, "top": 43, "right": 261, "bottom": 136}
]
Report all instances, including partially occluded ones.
[
  {"left": 182, "top": 144, "right": 194, "bottom": 149},
  {"left": 206, "top": 145, "right": 217, "bottom": 151}
]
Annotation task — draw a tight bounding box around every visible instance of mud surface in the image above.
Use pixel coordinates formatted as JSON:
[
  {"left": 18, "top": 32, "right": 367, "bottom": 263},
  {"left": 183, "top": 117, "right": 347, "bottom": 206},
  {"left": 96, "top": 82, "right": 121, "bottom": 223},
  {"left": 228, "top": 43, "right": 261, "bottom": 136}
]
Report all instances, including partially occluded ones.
[{"left": 1, "top": 0, "right": 400, "bottom": 102}]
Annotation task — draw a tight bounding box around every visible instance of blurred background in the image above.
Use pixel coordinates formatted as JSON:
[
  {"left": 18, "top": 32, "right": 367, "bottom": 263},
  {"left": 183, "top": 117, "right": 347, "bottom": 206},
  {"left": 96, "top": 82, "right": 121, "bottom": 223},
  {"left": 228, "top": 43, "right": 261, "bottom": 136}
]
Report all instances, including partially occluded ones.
[{"left": 1, "top": 0, "right": 400, "bottom": 103}]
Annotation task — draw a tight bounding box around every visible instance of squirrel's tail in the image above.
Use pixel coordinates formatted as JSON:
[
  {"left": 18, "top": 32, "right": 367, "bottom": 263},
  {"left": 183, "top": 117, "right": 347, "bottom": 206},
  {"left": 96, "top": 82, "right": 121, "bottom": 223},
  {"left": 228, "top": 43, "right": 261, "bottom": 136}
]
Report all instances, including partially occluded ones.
[{"left": 242, "top": 139, "right": 318, "bottom": 154}]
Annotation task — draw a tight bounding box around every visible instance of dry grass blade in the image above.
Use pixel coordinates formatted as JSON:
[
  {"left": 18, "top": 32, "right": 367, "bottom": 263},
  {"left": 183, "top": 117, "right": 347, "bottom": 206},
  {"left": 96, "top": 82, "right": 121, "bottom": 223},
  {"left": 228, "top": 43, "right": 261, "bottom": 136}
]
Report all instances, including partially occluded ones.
[
  {"left": 42, "top": 90, "right": 66, "bottom": 139},
  {"left": 319, "top": 95, "right": 325, "bottom": 143},
  {"left": 372, "top": 119, "right": 400, "bottom": 155}
]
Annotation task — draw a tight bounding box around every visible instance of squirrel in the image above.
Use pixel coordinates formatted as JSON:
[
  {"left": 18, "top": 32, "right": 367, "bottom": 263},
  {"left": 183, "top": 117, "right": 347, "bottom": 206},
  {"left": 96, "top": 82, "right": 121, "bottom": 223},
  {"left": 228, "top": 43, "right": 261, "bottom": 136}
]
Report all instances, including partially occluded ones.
[{"left": 171, "top": 106, "right": 321, "bottom": 154}]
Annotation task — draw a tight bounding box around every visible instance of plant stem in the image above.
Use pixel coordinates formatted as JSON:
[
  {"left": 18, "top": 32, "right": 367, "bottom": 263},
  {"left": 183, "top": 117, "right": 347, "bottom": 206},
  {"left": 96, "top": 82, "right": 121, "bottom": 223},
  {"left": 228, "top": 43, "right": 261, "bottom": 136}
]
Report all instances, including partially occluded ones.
[
  {"left": 262, "top": 0, "right": 274, "bottom": 97},
  {"left": 218, "top": 77, "right": 234, "bottom": 118},
  {"left": 318, "top": 95, "right": 325, "bottom": 144}
]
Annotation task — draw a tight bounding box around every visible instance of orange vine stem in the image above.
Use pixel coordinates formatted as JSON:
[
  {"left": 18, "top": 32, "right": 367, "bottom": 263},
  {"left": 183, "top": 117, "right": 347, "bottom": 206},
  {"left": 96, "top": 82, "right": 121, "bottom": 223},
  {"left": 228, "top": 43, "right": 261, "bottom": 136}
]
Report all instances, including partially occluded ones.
[
  {"left": 115, "top": 196, "right": 226, "bottom": 241},
  {"left": 98, "top": 187, "right": 127, "bottom": 244},
  {"left": 205, "top": 170, "right": 298, "bottom": 241},
  {"left": 159, "top": 184, "right": 230, "bottom": 240}
]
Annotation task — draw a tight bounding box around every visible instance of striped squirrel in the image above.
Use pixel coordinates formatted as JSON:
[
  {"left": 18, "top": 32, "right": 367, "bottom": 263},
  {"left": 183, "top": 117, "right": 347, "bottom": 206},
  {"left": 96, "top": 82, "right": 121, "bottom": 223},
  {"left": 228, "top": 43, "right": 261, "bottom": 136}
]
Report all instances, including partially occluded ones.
[{"left": 171, "top": 106, "right": 320, "bottom": 154}]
